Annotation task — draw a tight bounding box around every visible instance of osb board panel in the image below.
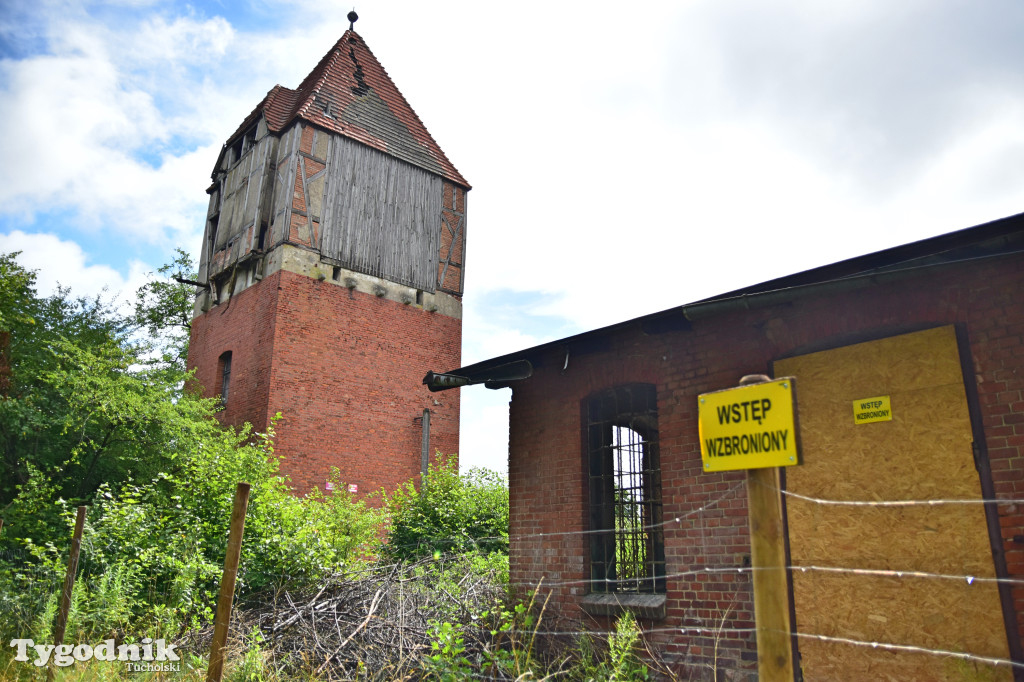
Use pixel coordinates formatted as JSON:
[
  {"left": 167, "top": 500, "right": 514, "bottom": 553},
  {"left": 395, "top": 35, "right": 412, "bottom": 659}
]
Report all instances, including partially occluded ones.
[
  {"left": 792, "top": 573, "right": 1008, "bottom": 668},
  {"left": 778, "top": 326, "right": 966, "bottom": 401},
  {"left": 775, "top": 326, "right": 1010, "bottom": 681},
  {"left": 786, "top": 502, "right": 996, "bottom": 575},
  {"left": 785, "top": 383, "right": 979, "bottom": 502},
  {"left": 795, "top": 640, "right": 1009, "bottom": 682}
]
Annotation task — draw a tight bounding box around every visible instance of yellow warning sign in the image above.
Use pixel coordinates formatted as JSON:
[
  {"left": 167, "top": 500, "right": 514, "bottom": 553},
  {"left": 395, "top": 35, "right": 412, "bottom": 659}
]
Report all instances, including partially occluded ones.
[
  {"left": 853, "top": 395, "right": 892, "bottom": 424},
  {"left": 698, "top": 378, "right": 799, "bottom": 473}
]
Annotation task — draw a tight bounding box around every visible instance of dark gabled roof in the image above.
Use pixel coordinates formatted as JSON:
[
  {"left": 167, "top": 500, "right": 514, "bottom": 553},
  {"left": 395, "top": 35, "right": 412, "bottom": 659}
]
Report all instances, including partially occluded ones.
[
  {"left": 428, "top": 211, "right": 1024, "bottom": 389},
  {"left": 698, "top": 211, "right": 1024, "bottom": 303},
  {"left": 226, "top": 30, "right": 470, "bottom": 188}
]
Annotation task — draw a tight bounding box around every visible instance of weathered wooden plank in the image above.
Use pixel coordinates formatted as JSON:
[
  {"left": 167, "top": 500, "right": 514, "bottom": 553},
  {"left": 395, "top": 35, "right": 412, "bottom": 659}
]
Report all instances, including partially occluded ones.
[
  {"left": 270, "top": 124, "right": 300, "bottom": 247},
  {"left": 320, "top": 135, "right": 441, "bottom": 291},
  {"left": 253, "top": 136, "right": 278, "bottom": 251},
  {"left": 270, "top": 166, "right": 288, "bottom": 245}
]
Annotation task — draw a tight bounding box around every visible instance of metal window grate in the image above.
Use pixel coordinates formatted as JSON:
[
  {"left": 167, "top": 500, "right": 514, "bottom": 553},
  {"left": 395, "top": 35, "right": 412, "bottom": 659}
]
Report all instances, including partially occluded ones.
[{"left": 587, "top": 384, "right": 665, "bottom": 594}]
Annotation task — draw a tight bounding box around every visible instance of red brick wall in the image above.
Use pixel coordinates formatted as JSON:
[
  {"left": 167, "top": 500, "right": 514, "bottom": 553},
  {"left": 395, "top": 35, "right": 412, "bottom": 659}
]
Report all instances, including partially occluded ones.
[
  {"left": 188, "top": 273, "right": 280, "bottom": 435},
  {"left": 507, "top": 254, "right": 1024, "bottom": 678},
  {"left": 188, "top": 269, "right": 461, "bottom": 497}
]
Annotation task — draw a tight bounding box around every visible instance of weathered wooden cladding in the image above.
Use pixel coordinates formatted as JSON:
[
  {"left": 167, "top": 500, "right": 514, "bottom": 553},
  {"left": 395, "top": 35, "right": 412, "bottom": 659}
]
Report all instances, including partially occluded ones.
[
  {"left": 202, "top": 128, "right": 278, "bottom": 280},
  {"left": 218, "top": 135, "right": 275, "bottom": 252},
  {"left": 269, "top": 124, "right": 301, "bottom": 250},
  {"left": 320, "top": 134, "right": 442, "bottom": 292},
  {"left": 201, "top": 120, "right": 457, "bottom": 296}
]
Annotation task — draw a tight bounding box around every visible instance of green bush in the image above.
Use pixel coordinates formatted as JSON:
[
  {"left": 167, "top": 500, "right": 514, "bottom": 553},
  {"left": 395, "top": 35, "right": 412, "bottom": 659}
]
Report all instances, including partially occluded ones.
[
  {"left": 0, "top": 424, "right": 383, "bottom": 645},
  {"left": 384, "top": 455, "right": 508, "bottom": 561}
]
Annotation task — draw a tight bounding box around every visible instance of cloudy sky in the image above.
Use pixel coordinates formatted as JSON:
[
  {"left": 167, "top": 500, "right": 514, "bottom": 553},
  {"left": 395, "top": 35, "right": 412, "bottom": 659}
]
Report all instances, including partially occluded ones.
[{"left": 2, "top": 0, "right": 1022, "bottom": 471}]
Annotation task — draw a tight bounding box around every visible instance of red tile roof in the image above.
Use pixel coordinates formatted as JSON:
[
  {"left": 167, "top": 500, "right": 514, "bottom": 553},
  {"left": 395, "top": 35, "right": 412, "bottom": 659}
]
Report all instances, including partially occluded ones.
[{"left": 228, "top": 30, "right": 470, "bottom": 188}]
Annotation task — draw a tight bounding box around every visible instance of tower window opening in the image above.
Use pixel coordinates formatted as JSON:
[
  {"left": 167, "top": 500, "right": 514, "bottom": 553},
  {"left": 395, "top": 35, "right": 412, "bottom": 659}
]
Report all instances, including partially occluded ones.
[
  {"left": 332, "top": 266, "right": 342, "bottom": 281},
  {"left": 228, "top": 137, "right": 243, "bottom": 166},
  {"left": 218, "top": 351, "right": 232, "bottom": 404},
  {"left": 243, "top": 127, "right": 257, "bottom": 153},
  {"left": 208, "top": 214, "right": 220, "bottom": 251},
  {"left": 257, "top": 220, "right": 268, "bottom": 251},
  {"left": 228, "top": 125, "right": 257, "bottom": 167}
]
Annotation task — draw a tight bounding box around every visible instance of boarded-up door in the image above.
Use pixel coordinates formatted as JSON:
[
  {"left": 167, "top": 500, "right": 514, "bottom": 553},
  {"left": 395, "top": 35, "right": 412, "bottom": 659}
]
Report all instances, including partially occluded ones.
[{"left": 775, "top": 326, "right": 1010, "bottom": 681}]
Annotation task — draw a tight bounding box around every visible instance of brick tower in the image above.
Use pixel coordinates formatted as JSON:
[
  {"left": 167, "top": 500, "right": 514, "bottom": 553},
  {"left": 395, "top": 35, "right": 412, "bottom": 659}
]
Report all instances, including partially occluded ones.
[{"left": 187, "top": 22, "right": 469, "bottom": 496}]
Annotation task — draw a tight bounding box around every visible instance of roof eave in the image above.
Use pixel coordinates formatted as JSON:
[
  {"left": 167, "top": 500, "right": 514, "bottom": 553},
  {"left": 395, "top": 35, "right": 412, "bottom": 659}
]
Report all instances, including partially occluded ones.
[{"left": 426, "top": 212, "right": 1024, "bottom": 389}]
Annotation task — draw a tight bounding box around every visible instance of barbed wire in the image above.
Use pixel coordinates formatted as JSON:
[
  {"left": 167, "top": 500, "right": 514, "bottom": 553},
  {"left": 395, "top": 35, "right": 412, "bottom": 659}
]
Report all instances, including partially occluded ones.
[
  {"left": 365, "top": 479, "right": 747, "bottom": 555},
  {"left": 784, "top": 563, "right": 1018, "bottom": 586},
  {"left": 9, "top": 476, "right": 1016, "bottom": 595},
  {"left": 776, "top": 484, "right": 1022, "bottom": 508},
  {"left": 471, "top": 623, "right": 1024, "bottom": 673},
  {"left": 790, "top": 631, "right": 1024, "bottom": 671},
  {"left": 507, "top": 559, "right": 1021, "bottom": 590},
  {"left": 6, "top": 499, "right": 1018, "bottom": 599},
  {"left": 489, "top": 623, "right": 756, "bottom": 639},
  {"left": 18, "top": 475, "right": 1019, "bottom": 558},
  {"left": 524, "top": 481, "right": 746, "bottom": 539},
  {"left": 4, "top": 475, "right": 1021, "bottom": 678}
]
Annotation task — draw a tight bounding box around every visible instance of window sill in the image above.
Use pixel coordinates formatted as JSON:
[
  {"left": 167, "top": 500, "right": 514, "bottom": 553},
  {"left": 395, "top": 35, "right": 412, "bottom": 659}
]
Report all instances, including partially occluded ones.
[{"left": 580, "top": 593, "right": 666, "bottom": 620}]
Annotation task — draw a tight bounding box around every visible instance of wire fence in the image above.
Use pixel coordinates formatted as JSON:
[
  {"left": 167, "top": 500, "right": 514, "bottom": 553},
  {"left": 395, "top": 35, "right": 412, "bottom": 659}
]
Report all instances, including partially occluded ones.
[
  {"left": 501, "top": 477, "right": 1023, "bottom": 676},
  {"left": 2, "top": 477, "right": 1021, "bottom": 679}
]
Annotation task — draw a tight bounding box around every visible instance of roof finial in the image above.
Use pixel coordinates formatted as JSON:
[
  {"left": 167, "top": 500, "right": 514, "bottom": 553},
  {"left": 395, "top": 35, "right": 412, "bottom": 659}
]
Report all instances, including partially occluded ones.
[{"left": 347, "top": 9, "right": 358, "bottom": 31}]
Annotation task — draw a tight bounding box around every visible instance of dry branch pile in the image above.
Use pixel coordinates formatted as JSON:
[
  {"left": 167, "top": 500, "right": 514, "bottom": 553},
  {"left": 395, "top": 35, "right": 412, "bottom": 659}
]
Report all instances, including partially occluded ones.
[{"left": 183, "top": 556, "right": 521, "bottom": 680}]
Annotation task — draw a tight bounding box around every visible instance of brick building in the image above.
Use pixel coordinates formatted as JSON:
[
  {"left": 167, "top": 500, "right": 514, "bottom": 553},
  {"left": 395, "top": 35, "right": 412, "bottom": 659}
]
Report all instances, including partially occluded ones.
[
  {"left": 427, "top": 213, "right": 1024, "bottom": 681},
  {"left": 188, "top": 21, "right": 469, "bottom": 496}
]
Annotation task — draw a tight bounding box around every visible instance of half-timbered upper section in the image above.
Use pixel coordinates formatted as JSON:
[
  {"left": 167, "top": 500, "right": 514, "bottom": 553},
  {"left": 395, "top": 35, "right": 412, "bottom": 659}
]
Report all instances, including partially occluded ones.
[{"left": 195, "top": 29, "right": 469, "bottom": 313}]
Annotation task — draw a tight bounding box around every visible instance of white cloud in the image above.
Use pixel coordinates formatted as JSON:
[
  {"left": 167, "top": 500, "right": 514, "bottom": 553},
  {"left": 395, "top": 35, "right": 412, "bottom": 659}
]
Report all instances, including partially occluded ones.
[
  {"left": 0, "top": 4, "right": 243, "bottom": 246},
  {"left": 450, "top": 0, "right": 1024, "bottom": 334},
  {"left": 128, "top": 14, "right": 234, "bottom": 66},
  {"left": 0, "top": 231, "right": 150, "bottom": 306},
  {"left": 661, "top": 0, "right": 1024, "bottom": 192}
]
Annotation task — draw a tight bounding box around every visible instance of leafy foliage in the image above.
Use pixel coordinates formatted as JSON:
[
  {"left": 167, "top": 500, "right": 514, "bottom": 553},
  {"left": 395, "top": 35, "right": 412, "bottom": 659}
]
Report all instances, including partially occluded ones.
[
  {"left": 0, "top": 252, "right": 36, "bottom": 332},
  {"left": 384, "top": 455, "right": 509, "bottom": 561},
  {"left": 0, "top": 254, "right": 140, "bottom": 508}
]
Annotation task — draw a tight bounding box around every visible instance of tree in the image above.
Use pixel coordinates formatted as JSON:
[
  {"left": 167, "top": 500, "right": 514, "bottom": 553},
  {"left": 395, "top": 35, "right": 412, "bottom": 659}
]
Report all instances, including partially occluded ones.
[
  {"left": 133, "top": 247, "right": 198, "bottom": 371},
  {"left": 0, "top": 250, "right": 209, "bottom": 509},
  {"left": 0, "top": 252, "right": 37, "bottom": 397},
  {"left": 0, "top": 252, "right": 36, "bottom": 333},
  {"left": 0, "top": 255, "right": 138, "bottom": 508}
]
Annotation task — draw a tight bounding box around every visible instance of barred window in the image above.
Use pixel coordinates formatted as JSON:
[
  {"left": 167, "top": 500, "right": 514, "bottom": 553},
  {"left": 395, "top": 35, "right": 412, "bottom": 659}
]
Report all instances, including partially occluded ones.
[{"left": 586, "top": 384, "right": 665, "bottom": 594}]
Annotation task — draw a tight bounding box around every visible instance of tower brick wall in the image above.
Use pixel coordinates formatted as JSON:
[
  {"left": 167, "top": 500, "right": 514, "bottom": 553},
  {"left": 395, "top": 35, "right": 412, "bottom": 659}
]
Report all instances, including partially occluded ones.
[{"left": 188, "top": 268, "right": 461, "bottom": 497}]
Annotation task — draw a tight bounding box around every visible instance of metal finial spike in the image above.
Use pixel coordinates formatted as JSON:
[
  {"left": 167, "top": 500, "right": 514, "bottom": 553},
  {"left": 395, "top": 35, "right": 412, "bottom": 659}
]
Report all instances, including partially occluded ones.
[{"left": 347, "top": 10, "right": 358, "bottom": 30}]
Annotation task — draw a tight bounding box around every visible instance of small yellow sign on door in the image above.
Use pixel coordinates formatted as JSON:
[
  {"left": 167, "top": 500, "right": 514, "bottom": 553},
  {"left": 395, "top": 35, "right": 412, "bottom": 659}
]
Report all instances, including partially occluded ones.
[
  {"left": 853, "top": 395, "right": 892, "bottom": 424},
  {"left": 698, "top": 378, "right": 799, "bottom": 472}
]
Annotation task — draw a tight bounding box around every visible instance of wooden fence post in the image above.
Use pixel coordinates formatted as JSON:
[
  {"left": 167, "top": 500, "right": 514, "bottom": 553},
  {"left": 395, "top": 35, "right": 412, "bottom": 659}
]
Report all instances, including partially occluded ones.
[
  {"left": 206, "top": 482, "right": 251, "bottom": 682},
  {"left": 48, "top": 505, "right": 87, "bottom": 682},
  {"left": 747, "top": 467, "right": 794, "bottom": 681}
]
